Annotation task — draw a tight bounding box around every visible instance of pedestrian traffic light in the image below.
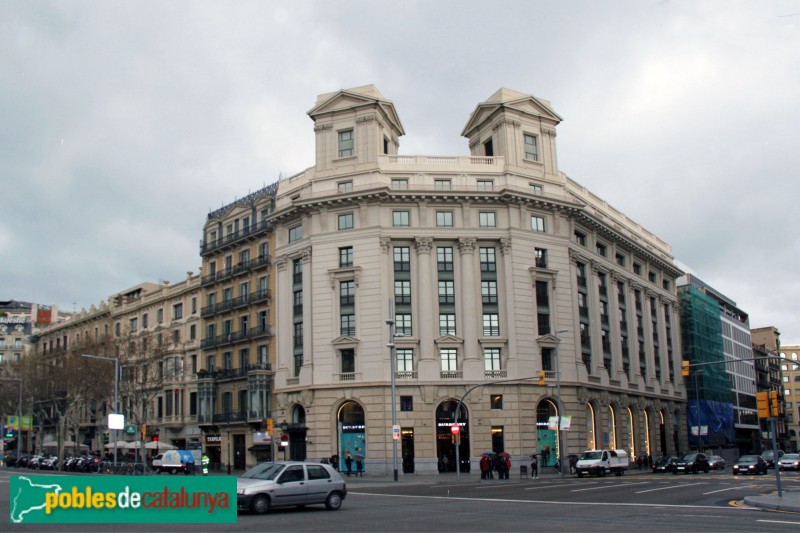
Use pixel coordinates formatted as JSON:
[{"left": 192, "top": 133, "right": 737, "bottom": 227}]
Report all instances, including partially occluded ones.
[
  {"left": 757, "top": 391, "right": 770, "bottom": 418},
  {"left": 771, "top": 390, "right": 780, "bottom": 417},
  {"left": 681, "top": 360, "right": 690, "bottom": 378},
  {"left": 538, "top": 371, "right": 546, "bottom": 386},
  {"left": 267, "top": 419, "right": 274, "bottom": 436},
  {"left": 280, "top": 434, "right": 289, "bottom": 447}
]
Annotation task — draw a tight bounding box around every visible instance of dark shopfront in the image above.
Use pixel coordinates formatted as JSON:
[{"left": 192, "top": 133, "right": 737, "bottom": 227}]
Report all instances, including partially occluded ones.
[{"left": 205, "top": 434, "right": 222, "bottom": 470}]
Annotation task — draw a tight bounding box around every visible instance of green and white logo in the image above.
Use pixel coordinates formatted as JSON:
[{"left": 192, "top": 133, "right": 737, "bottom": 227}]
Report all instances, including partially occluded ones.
[{"left": 10, "top": 476, "right": 236, "bottom": 524}]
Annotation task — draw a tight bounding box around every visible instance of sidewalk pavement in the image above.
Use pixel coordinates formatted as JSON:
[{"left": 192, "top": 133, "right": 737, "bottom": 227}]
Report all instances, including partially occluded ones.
[{"left": 215, "top": 467, "right": 800, "bottom": 513}]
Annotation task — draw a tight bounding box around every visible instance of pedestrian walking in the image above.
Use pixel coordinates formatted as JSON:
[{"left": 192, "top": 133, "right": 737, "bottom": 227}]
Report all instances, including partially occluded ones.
[
  {"left": 503, "top": 455, "right": 511, "bottom": 479},
  {"left": 530, "top": 455, "right": 538, "bottom": 479},
  {"left": 480, "top": 455, "right": 490, "bottom": 479},
  {"left": 355, "top": 455, "right": 364, "bottom": 477},
  {"left": 330, "top": 454, "right": 339, "bottom": 471},
  {"left": 542, "top": 445, "right": 551, "bottom": 468},
  {"left": 344, "top": 451, "right": 353, "bottom": 477},
  {"left": 201, "top": 453, "right": 210, "bottom": 476},
  {"left": 636, "top": 455, "right": 644, "bottom": 470}
]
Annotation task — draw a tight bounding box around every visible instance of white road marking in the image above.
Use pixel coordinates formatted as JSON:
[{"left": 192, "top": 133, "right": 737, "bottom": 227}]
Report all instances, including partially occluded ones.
[
  {"left": 349, "top": 491, "right": 755, "bottom": 510},
  {"left": 635, "top": 482, "right": 704, "bottom": 493},
  {"left": 524, "top": 483, "right": 571, "bottom": 491},
  {"left": 571, "top": 481, "right": 649, "bottom": 492},
  {"left": 757, "top": 519, "right": 800, "bottom": 525},
  {"left": 702, "top": 486, "right": 750, "bottom": 495}
]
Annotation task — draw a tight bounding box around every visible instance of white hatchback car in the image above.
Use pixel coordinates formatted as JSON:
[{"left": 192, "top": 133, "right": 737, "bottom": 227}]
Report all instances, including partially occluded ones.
[{"left": 237, "top": 461, "right": 347, "bottom": 514}]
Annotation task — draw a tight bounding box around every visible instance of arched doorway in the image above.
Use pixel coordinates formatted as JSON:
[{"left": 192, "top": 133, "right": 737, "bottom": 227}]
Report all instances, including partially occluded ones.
[
  {"left": 436, "top": 400, "right": 470, "bottom": 473},
  {"left": 607, "top": 405, "right": 617, "bottom": 450},
  {"left": 627, "top": 406, "right": 636, "bottom": 463},
  {"left": 586, "top": 403, "right": 596, "bottom": 450},
  {"left": 643, "top": 409, "right": 652, "bottom": 457},
  {"left": 658, "top": 410, "right": 667, "bottom": 457},
  {"left": 536, "top": 399, "right": 558, "bottom": 467},
  {"left": 337, "top": 401, "right": 366, "bottom": 474}
]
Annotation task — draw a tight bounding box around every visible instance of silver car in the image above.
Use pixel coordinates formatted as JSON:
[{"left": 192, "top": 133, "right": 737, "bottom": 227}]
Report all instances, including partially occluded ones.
[{"left": 237, "top": 461, "right": 347, "bottom": 514}]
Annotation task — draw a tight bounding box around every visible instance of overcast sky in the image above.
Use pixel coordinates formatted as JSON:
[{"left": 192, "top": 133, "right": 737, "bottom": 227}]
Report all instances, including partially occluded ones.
[{"left": 2, "top": 1, "right": 799, "bottom": 342}]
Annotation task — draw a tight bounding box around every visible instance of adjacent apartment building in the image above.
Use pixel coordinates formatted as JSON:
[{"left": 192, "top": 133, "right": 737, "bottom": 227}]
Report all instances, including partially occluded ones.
[
  {"left": 268, "top": 85, "right": 687, "bottom": 474},
  {"left": 778, "top": 343, "right": 799, "bottom": 453}
]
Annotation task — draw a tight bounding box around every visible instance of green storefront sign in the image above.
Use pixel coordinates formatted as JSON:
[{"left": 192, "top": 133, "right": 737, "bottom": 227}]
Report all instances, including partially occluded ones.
[{"left": 9, "top": 476, "right": 236, "bottom": 524}]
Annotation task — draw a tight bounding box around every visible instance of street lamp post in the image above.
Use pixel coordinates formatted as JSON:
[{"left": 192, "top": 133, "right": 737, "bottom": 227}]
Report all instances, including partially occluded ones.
[
  {"left": 693, "top": 370, "right": 703, "bottom": 452},
  {"left": 226, "top": 421, "right": 231, "bottom": 475},
  {"left": 386, "top": 299, "right": 399, "bottom": 482},
  {"left": 0, "top": 378, "right": 23, "bottom": 458},
  {"left": 82, "top": 354, "right": 119, "bottom": 469},
  {"left": 554, "top": 329, "right": 569, "bottom": 479}
]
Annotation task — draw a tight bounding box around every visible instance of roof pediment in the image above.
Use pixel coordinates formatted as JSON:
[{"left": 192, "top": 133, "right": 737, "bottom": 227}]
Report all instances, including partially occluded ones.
[
  {"left": 461, "top": 88, "right": 563, "bottom": 137},
  {"left": 435, "top": 334, "right": 464, "bottom": 345},
  {"left": 308, "top": 85, "right": 405, "bottom": 136},
  {"left": 332, "top": 335, "right": 360, "bottom": 346}
]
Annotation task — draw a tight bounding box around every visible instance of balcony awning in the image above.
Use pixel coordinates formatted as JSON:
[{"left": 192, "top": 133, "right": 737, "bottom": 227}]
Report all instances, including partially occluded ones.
[{"left": 248, "top": 444, "right": 272, "bottom": 452}]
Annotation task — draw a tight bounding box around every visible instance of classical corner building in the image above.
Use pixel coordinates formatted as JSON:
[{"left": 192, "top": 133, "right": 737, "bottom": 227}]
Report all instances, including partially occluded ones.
[
  {"left": 198, "top": 184, "right": 278, "bottom": 468},
  {"left": 267, "top": 85, "right": 687, "bottom": 475}
]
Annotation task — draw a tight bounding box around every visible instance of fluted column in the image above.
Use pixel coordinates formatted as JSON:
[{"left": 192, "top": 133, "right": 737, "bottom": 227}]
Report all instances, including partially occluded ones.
[{"left": 415, "top": 238, "right": 434, "bottom": 360}]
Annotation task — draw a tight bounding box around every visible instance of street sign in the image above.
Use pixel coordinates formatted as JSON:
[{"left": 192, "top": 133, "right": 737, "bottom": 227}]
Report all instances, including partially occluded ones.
[
  {"left": 450, "top": 424, "right": 460, "bottom": 435},
  {"left": 392, "top": 425, "right": 401, "bottom": 441},
  {"left": 125, "top": 424, "right": 137, "bottom": 435}
]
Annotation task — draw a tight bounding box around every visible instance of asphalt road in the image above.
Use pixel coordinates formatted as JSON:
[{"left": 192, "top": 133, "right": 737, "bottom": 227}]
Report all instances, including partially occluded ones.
[{"left": 1, "top": 468, "right": 799, "bottom": 532}]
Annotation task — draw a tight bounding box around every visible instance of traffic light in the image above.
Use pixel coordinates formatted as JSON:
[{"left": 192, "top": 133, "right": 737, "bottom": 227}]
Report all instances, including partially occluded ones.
[
  {"left": 266, "top": 419, "right": 274, "bottom": 436},
  {"left": 681, "top": 360, "right": 690, "bottom": 378},
  {"left": 757, "top": 391, "right": 770, "bottom": 418},
  {"left": 770, "top": 390, "right": 780, "bottom": 417},
  {"left": 280, "top": 434, "right": 289, "bottom": 447},
  {"left": 153, "top": 435, "right": 159, "bottom": 442},
  {"left": 142, "top": 423, "right": 147, "bottom": 440},
  {"left": 538, "top": 371, "right": 546, "bottom": 386}
]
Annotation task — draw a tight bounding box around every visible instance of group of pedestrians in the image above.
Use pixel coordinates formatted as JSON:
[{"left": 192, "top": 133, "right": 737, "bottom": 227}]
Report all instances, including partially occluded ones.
[
  {"left": 636, "top": 454, "right": 654, "bottom": 470},
  {"left": 335, "top": 450, "right": 363, "bottom": 477},
  {"left": 479, "top": 453, "right": 511, "bottom": 479}
]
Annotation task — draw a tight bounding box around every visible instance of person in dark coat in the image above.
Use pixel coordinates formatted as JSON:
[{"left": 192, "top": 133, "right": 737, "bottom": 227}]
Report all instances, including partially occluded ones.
[
  {"left": 344, "top": 451, "right": 353, "bottom": 477},
  {"left": 530, "top": 455, "right": 539, "bottom": 479},
  {"left": 355, "top": 456, "right": 363, "bottom": 477},
  {"left": 329, "top": 455, "right": 339, "bottom": 471}
]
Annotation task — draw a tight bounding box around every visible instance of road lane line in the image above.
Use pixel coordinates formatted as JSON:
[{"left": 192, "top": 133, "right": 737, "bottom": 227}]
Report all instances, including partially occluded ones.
[
  {"left": 571, "top": 482, "right": 649, "bottom": 492},
  {"left": 635, "top": 482, "right": 704, "bottom": 493},
  {"left": 524, "top": 483, "right": 570, "bottom": 491},
  {"left": 758, "top": 519, "right": 800, "bottom": 525},
  {"left": 702, "top": 486, "right": 749, "bottom": 495},
  {"left": 348, "top": 491, "right": 755, "bottom": 510}
]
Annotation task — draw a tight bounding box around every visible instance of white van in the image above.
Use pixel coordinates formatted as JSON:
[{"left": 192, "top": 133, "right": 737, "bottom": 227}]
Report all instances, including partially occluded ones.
[
  {"left": 155, "top": 449, "right": 196, "bottom": 475},
  {"left": 576, "top": 449, "right": 628, "bottom": 477}
]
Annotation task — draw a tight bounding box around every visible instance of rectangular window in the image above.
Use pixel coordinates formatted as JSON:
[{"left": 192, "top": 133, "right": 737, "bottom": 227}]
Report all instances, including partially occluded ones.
[
  {"left": 129, "top": 317, "right": 138, "bottom": 333},
  {"left": 524, "top": 134, "right": 538, "bottom": 161},
  {"left": 534, "top": 247, "right": 547, "bottom": 268},
  {"left": 400, "top": 395, "right": 413, "bottom": 411},
  {"left": 395, "top": 314, "right": 412, "bottom": 337},
  {"left": 479, "top": 247, "right": 496, "bottom": 272},
  {"left": 574, "top": 231, "right": 587, "bottom": 246},
  {"left": 438, "top": 280, "right": 455, "bottom": 304},
  {"left": 616, "top": 253, "right": 626, "bottom": 267},
  {"left": 393, "top": 210, "right": 410, "bottom": 227},
  {"left": 340, "top": 280, "right": 355, "bottom": 306},
  {"left": 173, "top": 303, "right": 183, "bottom": 320},
  {"left": 633, "top": 263, "right": 642, "bottom": 275},
  {"left": 341, "top": 349, "right": 355, "bottom": 373},
  {"left": 596, "top": 243, "right": 607, "bottom": 257},
  {"left": 439, "top": 314, "right": 456, "bottom": 335},
  {"left": 477, "top": 180, "right": 494, "bottom": 191},
  {"left": 531, "top": 216, "right": 545, "bottom": 232},
  {"left": 491, "top": 394, "right": 503, "bottom": 409},
  {"left": 483, "top": 314, "right": 500, "bottom": 336},
  {"left": 289, "top": 225, "right": 302, "bottom": 242},
  {"left": 338, "top": 129, "right": 354, "bottom": 157},
  {"left": 393, "top": 246, "right": 410, "bottom": 272},
  {"left": 481, "top": 281, "right": 498, "bottom": 304},
  {"left": 436, "top": 211, "right": 453, "bottom": 227},
  {"left": 339, "top": 246, "right": 353, "bottom": 268},
  {"left": 338, "top": 180, "right": 353, "bottom": 193},
  {"left": 437, "top": 247, "right": 454, "bottom": 272},
  {"left": 142, "top": 313, "right": 149, "bottom": 329},
  {"left": 338, "top": 213, "right": 354, "bottom": 231},
  {"left": 191, "top": 297, "right": 197, "bottom": 314},
  {"left": 484, "top": 348, "right": 501, "bottom": 371},
  {"left": 157, "top": 309, "right": 163, "bottom": 324},
  {"left": 189, "top": 324, "right": 196, "bottom": 340},
  {"left": 479, "top": 212, "right": 496, "bottom": 227},
  {"left": 397, "top": 349, "right": 414, "bottom": 372},
  {"left": 392, "top": 178, "right": 409, "bottom": 190},
  {"left": 395, "top": 280, "right": 411, "bottom": 304},
  {"left": 206, "top": 354, "right": 216, "bottom": 372},
  {"left": 530, "top": 183, "right": 543, "bottom": 195},
  {"left": 441, "top": 348, "right": 458, "bottom": 371},
  {"left": 434, "top": 179, "right": 451, "bottom": 191}
]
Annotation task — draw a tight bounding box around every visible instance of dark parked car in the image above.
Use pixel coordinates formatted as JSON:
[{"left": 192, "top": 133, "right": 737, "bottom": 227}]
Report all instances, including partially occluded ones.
[
  {"left": 761, "top": 450, "right": 785, "bottom": 468},
  {"left": 708, "top": 455, "right": 725, "bottom": 470},
  {"left": 732, "top": 455, "right": 768, "bottom": 475},
  {"left": 652, "top": 456, "right": 678, "bottom": 473},
  {"left": 237, "top": 461, "right": 347, "bottom": 514},
  {"left": 778, "top": 453, "right": 800, "bottom": 471},
  {"left": 672, "top": 453, "right": 710, "bottom": 474}
]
